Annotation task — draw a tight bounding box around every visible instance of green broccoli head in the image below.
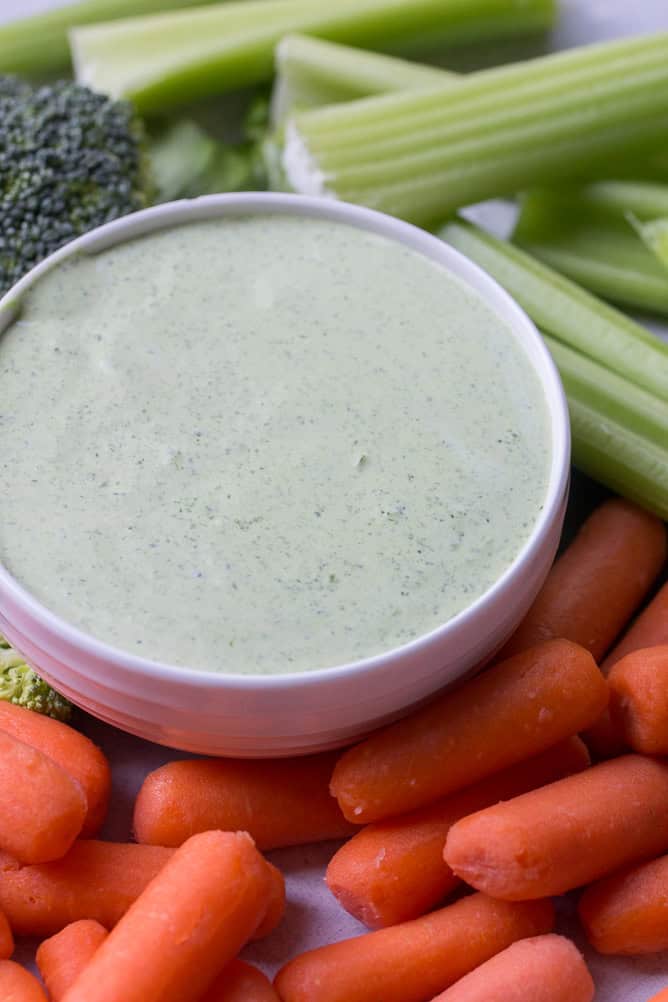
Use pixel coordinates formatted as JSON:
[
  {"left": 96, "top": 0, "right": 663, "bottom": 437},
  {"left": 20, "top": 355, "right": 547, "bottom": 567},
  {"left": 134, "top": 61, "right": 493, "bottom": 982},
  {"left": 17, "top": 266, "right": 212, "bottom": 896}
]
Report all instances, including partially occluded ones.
[
  {"left": 0, "top": 76, "right": 152, "bottom": 295},
  {"left": 0, "top": 635, "right": 73, "bottom": 722}
]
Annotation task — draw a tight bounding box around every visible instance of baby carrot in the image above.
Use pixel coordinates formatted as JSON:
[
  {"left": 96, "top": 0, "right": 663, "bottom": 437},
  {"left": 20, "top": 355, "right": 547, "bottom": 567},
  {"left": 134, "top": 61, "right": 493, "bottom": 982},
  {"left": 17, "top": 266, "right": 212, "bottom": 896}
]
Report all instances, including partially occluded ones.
[
  {"left": 498, "top": 498, "right": 666, "bottom": 661},
  {"left": 36, "top": 920, "right": 108, "bottom": 1000},
  {"left": 444, "top": 754, "right": 668, "bottom": 900},
  {"left": 586, "top": 583, "right": 668, "bottom": 758},
  {"left": 607, "top": 646, "right": 668, "bottom": 753},
  {"left": 0, "top": 840, "right": 175, "bottom": 936},
  {"left": 578, "top": 851, "right": 668, "bottom": 954},
  {"left": 36, "top": 929, "right": 277, "bottom": 1002},
  {"left": 331, "top": 639, "right": 606, "bottom": 823},
  {"left": 327, "top": 737, "right": 589, "bottom": 927},
  {"left": 0, "top": 960, "right": 48, "bottom": 1001},
  {"left": 0, "top": 730, "right": 86, "bottom": 864},
  {"left": 426, "top": 935, "right": 594, "bottom": 1002},
  {"left": 648, "top": 991, "right": 668, "bottom": 1002},
  {"left": 134, "top": 752, "right": 356, "bottom": 850},
  {"left": 0, "top": 839, "right": 283, "bottom": 941},
  {"left": 0, "top": 908, "right": 13, "bottom": 960},
  {"left": 602, "top": 582, "right": 668, "bottom": 670},
  {"left": 274, "top": 893, "right": 554, "bottom": 1002},
  {"left": 202, "top": 959, "right": 279, "bottom": 1002},
  {"left": 61, "top": 831, "right": 275, "bottom": 1002},
  {"left": 253, "top": 862, "right": 286, "bottom": 940},
  {"left": 0, "top": 703, "right": 111, "bottom": 837}
]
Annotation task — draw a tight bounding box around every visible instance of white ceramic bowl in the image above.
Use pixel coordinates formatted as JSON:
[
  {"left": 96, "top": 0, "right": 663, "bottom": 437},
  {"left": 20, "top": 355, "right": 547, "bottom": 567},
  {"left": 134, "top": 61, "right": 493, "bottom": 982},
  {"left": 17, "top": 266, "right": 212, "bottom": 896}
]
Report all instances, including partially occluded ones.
[{"left": 0, "top": 193, "right": 570, "bottom": 756}]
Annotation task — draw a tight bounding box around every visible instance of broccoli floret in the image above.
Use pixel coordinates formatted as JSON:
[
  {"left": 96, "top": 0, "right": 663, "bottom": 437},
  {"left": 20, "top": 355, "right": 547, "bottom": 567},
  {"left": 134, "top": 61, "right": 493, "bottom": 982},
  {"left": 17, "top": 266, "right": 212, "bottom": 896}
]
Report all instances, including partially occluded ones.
[
  {"left": 0, "top": 634, "right": 73, "bottom": 722},
  {"left": 0, "top": 75, "right": 151, "bottom": 296}
]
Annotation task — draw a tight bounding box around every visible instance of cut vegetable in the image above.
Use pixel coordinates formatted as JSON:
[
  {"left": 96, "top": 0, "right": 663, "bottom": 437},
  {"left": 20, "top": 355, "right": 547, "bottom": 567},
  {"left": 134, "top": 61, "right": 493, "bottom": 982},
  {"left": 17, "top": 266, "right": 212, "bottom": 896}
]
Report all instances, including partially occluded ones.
[
  {"left": 284, "top": 33, "right": 668, "bottom": 225},
  {"left": 444, "top": 755, "right": 668, "bottom": 900},
  {"left": 274, "top": 893, "right": 554, "bottom": 1002},
  {"left": 542, "top": 180, "right": 668, "bottom": 221},
  {"left": 70, "top": 0, "right": 556, "bottom": 113},
  {"left": 441, "top": 219, "right": 668, "bottom": 398},
  {"left": 636, "top": 216, "right": 668, "bottom": 269},
  {"left": 563, "top": 393, "right": 668, "bottom": 519},
  {"left": 498, "top": 499, "right": 666, "bottom": 663},
  {"left": 0, "top": 0, "right": 223, "bottom": 77},
  {"left": 272, "top": 33, "right": 453, "bottom": 124},
  {"left": 542, "top": 335, "right": 668, "bottom": 451},
  {"left": 441, "top": 218, "right": 668, "bottom": 516},
  {"left": 513, "top": 187, "right": 668, "bottom": 315}
]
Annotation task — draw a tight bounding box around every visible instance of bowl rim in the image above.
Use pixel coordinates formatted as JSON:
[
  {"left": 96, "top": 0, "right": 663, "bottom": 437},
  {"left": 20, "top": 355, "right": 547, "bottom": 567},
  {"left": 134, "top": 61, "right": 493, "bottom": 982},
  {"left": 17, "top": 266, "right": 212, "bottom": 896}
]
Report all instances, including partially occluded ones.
[{"left": 0, "top": 191, "right": 570, "bottom": 690}]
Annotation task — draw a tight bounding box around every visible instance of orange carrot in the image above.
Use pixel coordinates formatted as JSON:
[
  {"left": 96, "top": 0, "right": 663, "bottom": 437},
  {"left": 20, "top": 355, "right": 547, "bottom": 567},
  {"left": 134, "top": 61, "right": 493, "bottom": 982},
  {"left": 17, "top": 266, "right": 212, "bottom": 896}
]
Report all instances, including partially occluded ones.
[
  {"left": 0, "top": 960, "right": 48, "bottom": 1001},
  {"left": 647, "top": 990, "right": 668, "bottom": 1002},
  {"left": 61, "top": 831, "right": 275, "bottom": 1002},
  {"left": 37, "top": 920, "right": 108, "bottom": 1000},
  {"left": 0, "top": 841, "right": 175, "bottom": 936},
  {"left": 586, "top": 582, "right": 668, "bottom": 759},
  {"left": 331, "top": 639, "right": 606, "bottom": 823},
  {"left": 607, "top": 646, "right": 668, "bottom": 754},
  {"left": 445, "top": 754, "right": 668, "bottom": 900},
  {"left": 601, "top": 582, "right": 668, "bottom": 671},
  {"left": 327, "top": 737, "right": 589, "bottom": 928},
  {"left": 0, "top": 907, "right": 13, "bottom": 960},
  {"left": 426, "top": 934, "right": 594, "bottom": 1002},
  {"left": 36, "top": 929, "right": 278, "bottom": 1002},
  {"left": 134, "top": 752, "right": 356, "bottom": 851},
  {"left": 0, "top": 703, "right": 110, "bottom": 837},
  {"left": 0, "top": 730, "right": 86, "bottom": 864},
  {"left": 498, "top": 499, "right": 666, "bottom": 661},
  {"left": 202, "top": 959, "right": 279, "bottom": 1002},
  {"left": 0, "top": 839, "right": 283, "bottom": 942},
  {"left": 253, "top": 862, "right": 286, "bottom": 940},
  {"left": 578, "top": 851, "right": 668, "bottom": 955},
  {"left": 274, "top": 893, "right": 553, "bottom": 1002}
]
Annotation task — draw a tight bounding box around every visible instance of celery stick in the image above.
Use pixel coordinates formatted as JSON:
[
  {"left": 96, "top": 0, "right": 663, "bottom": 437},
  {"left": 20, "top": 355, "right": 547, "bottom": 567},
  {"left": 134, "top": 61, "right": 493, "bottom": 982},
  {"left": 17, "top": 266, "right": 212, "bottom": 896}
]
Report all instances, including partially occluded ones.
[
  {"left": 441, "top": 219, "right": 668, "bottom": 516},
  {"left": 545, "top": 334, "right": 668, "bottom": 518},
  {"left": 439, "top": 218, "right": 668, "bottom": 401},
  {"left": 564, "top": 180, "right": 668, "bottom": 221},
  {"left": 543, "top": 334, "right": 668, "bottom": 451},
  {"left": 565, "top": 394, "right": 668, "bottom": 520},
  {"left": 636, "top": 217, "right": 668, "bottom": 269},
  {"left": 0, "top": 0, "right": 225, "bottom": 77},
  {"left": 70, "top": 0, "right": 556, "bottom": 112},
  {"left": 272, "top": 34, "right": 454, "bottom": 124},
  {"left": 513, "top": 192, "right": 668, "bottom": 317},
  {"left": 284, "top": 33, "right": 668, "bottom": 224}
]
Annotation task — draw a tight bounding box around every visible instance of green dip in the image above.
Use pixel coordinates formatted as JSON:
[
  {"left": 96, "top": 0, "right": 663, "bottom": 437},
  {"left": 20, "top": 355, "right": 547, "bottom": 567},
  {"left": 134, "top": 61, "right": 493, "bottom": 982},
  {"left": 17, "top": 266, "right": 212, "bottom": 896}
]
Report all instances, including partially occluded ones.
[{"left": 0, "top": 215, "right": 551, "bottom": 674}]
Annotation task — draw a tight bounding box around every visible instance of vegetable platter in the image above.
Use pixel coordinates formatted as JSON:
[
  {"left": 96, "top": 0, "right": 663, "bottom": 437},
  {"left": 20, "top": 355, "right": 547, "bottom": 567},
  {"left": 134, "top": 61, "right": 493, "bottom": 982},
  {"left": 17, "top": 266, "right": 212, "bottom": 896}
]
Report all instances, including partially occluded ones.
[{"left": 0, "top": 1, "right": 667, "bottom": 1001}]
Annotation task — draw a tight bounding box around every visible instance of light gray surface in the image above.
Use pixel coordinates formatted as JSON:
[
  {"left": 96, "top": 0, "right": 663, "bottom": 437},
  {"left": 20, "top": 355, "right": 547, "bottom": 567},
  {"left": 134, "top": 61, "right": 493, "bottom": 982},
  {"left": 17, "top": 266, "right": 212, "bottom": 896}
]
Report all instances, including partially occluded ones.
[{"left": 1, "top": 3, "right": 668, "bottom": 1000}]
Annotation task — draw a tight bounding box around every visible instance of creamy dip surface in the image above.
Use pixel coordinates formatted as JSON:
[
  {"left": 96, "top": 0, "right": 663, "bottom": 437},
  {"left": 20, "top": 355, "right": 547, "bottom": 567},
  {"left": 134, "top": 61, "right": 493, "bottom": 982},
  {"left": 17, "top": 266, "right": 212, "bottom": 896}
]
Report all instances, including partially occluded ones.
[{"left": 0, "top": 216, "right": 551, "bottom": 674}]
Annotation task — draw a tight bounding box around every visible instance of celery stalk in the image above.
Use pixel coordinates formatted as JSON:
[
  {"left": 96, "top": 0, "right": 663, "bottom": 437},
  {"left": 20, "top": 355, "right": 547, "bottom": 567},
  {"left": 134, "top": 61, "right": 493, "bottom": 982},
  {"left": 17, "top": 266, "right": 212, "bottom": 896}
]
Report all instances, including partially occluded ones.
[
  {"left": 284, "top": 33, "right": 668, "bottom": 225},
  {"left": 0, "top": 0, "right": 224, "bottom": 77},
  {"left": 70, "top": 0, "right": 556, "bottom": 112},
  {"left": 513, "top": 190, "right": 668, "bottom": 317},
  {"left": 543, "top": 334, "right": 668, "bottom": 451},
  {"left": 637, "top": 218, "right": 668, "bottom": 269},
  {"left": 272, "top": 34, "right": 454, "bottom": 124},
  {"left": 559, "top": 180, "right": 668, "bottom": 221},
  {"left": 565, "top": 395, "right": 668, "bottom": 520},
  {"left": 439, "top": 219, "right": 668, "bottom": 401},
  {"left": 545, "top": 335, "right": 668, "bottom": 518},
  {"left": 440, "top": 218, "right": 668, "bottom": 516}
]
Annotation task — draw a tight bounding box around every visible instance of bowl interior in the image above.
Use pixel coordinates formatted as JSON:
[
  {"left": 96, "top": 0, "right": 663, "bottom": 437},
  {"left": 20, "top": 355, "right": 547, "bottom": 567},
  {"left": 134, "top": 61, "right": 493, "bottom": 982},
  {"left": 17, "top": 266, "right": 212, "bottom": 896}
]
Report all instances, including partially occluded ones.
[{"left": 0, "top": 193, "right": 570, "bottom": 694}]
